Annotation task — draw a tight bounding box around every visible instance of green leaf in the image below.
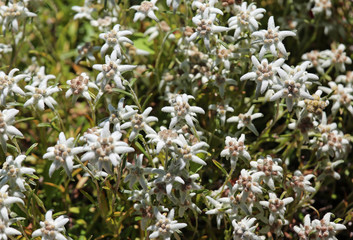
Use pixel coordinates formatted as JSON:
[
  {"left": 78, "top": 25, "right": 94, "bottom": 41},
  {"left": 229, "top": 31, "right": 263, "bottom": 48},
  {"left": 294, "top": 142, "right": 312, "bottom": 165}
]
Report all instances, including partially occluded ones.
[
  {"left": 134, "top": 140, "right": 151, "bottom": 161},
  {"left": 26, "top": 143, "right": 38, "bottom": 155},
  {"left": 32, "top": 193, "right": 46, "bottom": 211},
  {"left": 132, "top": 35, "right": 155, "bottom": 54},
  {"left": 112, "top": 88, "right": 133, "bottom": 97},
  {"left": 16, "top": 117, "right": 35, "bottom": 123},
  {"left": 212, "top": 160, "right": 228, "bottom": 176},
  {"left": 37, "top": 123, "right": 51, "bottom": 128},
  {"left": 79, "top": 190, "right": 97, "bottom": 206},
  {"left": 69, "top": 207, "right": 80, "bottom": 214}
]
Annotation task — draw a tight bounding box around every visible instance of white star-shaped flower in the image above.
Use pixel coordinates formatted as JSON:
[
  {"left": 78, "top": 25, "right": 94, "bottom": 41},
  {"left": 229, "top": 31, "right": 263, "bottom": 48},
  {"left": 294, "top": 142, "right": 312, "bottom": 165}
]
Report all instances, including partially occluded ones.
[
  {"left": 43, "top": 132, "right": 85, "bottom": 177},
  {"left": 147, "top": 208, "right": 187, "bottom": 240},
  {"left": 252, "top": 16, "right": 296, "bottom": 59},
  {"left": 93, "top": 54, "right": 136, "bottom": 90},
  {"left": 99, "top": 24, "right": 133, "bottom": 59},
  {"left": 32, "top": 210, "right": 70, "bottom": 240},
  {"left": 227, "top": 105, "right": 264, "bottom": 136},
  {"left": 130, "top": 0, "right": 159, "bottom": 22},
  {"left": 162, "top": 94, "right": 205, "bottom": 129},
  {"left": 0, "top": 69, "right": 26, "bottom": 105},
  {"left": 0, "top": 109, "right": 23, "bottom": 152},
  {"left": 240, "top": 56, "right": 284, "bottom": 97},
  {"left": 120, "top": 107, "right": 158, "bottom": 141}
]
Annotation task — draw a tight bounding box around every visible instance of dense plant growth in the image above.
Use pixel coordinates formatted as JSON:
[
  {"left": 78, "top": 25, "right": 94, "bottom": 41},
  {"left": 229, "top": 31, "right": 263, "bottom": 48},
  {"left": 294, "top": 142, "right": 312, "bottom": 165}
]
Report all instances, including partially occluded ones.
[{"left": 0, "top": 0, "right": 352, "bottom": 239}]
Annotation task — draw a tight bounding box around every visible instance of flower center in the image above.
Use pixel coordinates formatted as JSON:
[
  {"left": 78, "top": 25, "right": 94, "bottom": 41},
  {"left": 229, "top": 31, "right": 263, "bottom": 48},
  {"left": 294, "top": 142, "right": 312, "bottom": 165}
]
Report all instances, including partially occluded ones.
[{"left": 139, "top": 1, "right": 153, "bottom": 12}]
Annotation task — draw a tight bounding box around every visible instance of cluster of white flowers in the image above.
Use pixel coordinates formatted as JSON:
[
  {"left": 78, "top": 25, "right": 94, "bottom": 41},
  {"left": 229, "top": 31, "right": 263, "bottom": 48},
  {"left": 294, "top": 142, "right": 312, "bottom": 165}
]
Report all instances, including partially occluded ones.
[
  {"left": 294, "top": 213, "right": 346, "bottom": 240},
  {"left": 0, "top": 155, "right": 36, "bottom": 239},
  {"left": 0, "top": 0, "right": 349, "bottom": 239},
  {"left": 0, "top": 1, "right": 36, "bottom": 33}
]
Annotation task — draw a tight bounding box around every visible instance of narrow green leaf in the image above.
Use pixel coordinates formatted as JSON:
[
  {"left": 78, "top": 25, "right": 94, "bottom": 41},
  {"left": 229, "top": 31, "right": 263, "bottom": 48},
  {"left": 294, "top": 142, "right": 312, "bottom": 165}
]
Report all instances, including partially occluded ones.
[
  {"left": 79, "top": 190, "right": 96, "bottom": 205},
  {"left": 16, "top": 117, "right": 35, "bottom": 123},
  {"left": 212, "top": 160, "right": 228, "bottom": 176},
  {"left": 26, "top": 143, "right": 38, "bottom": 155},
  {"left": 112, "top": 88, "right": 133, "bottom": 97},
  {"left": 32, "top": 193, "right": 46, "bottom": 211},
  {"left": 37, "top": 123, "right": 51, "bottom": 128}
]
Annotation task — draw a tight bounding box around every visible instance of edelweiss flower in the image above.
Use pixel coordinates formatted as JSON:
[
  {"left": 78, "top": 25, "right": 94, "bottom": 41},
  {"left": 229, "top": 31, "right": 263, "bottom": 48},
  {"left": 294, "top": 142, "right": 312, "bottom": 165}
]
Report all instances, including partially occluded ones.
[
  {"left": 209, "top": 70, "right": 237, "bottom": 98},
  {"left": 146, "top": 126, "right": 178, "bottom": 154},
  {"left": 65, "top": 72, "right": 98, "bottom": 102},
  {"left": 0, "top": 108, "right": 23, "bottom": 152},
  {"left": 0, "top": 218, "right": 21, "bottom": 239},
  {"left": 43, "top": 132, "right": 85, "bottom": 177},
  {"left": 0, "top": 69, "right": 26, "bottom": 105},
  {"left": 319, "top": 82, "right": 353, "bottom": 115},
  {"left": 166, "top": 0, "right": 180, "bottom": 11},
  {"left": 91, "top": 16, "right": 118, "bottom": 31},
  {"left": 311, "top": 213, "right": 346, "bottom": 240},
  {"left": 147, "top": 208, "right": 187, "bottom": 239},
  {"left": 24, "top": 82, "right": 61, "bottom": 110},
  {"left": 335, "top": 71, "right": 353, "bottom": 87},
  {"left": 99, "top": 24, "right": 133, "bottom": 59},
  {"left": 30, "top": 66, "right": 56, "bottom": 87},
  {"left": 259, "top": 192, "right": 293, "bottom": 225},
  {"left": 208, "top": 103, "right": 234, "bottom": 126},
  {"left": 172, "top": 134, "right": 209, "bottom": 168},
  {"left": 0, "top": 43, "right": 12, "bottom": 54},
  {"left": 144, "top": 21, "right": 174, "bottom": 41},
  {"left": 130, "top": 0, "right": 159, "bottom": 22},
  {"left": 72, "top": 2, "right": 94, "bottom": 20},
  {"left": 100, "top": 98, "right": 138, "bottom": 131},
  {"left": 252, "top": 16, "right": 296, "bottom": 59},
  {"left": 205, "top": 196, "right": 226, "bottom": 229},
  {"left": 232, "top": 169, "right": 264, "bottom": 197},
  {"left": 174, "top": 191, "right": 201, "bottom": 217},
  {"left": 220, "top": 135, "right": 251, "bottom": 168},
  {"left": 162, "top": 94, "right": 205, "bottom": 129},
  {"left": 128, "top": 189, "right": 155, "bottom": 230},
  {"left": 227, "top": 105, "right": 264, "bottom": 136},
  {"left": 124, "top": 154, "right": 158, "bottom": 190},
  {"left": 228, "top": 2, "right": 266, "bottom": 39},
  {"left": 81, "top": 122, "right": 135, "bottom": 173},
  {"left": 0, "top": 155, "right": 35, "bottom": 192},
  {"left": 316, "top": 110, "right": 334, "bottom": 131},
  {"left": 301, "top": 50, "right": 329, "bottom": 74},
  {"left": 93, "top": 54, "right": 136, "bottom": 90},
  {"left": 0, "top": 185, "right": 24, "bottom": 221},
  {"left": 232, "top": 217, "right": 262, "bottom": 240},
  {"left": 75, "top": 42, "right": 98, "bottom": 63},
  {"left": 250, "top": 155, "right": 283, "bottom": 190},
  {"left": 0, "top": 2, "right": 37, "bottom": 33},
  {"left": 311, "top": 0, "right": 332, "bottom": 18},
  {"left": 120, "top": 107, "right": 158, "bottom": 141},
  {"left": 192, "top": 0, "right": 223, "bottom": 19},
  {"left": 288, "top": 170, "right": 315, "bottom": 193},
  {"left": 293, "top": 214, "right": 313, "bottom": 240},
  {"left": 327, "top": 44, "right": 352, "bottom": 73},
  {"left": 312, "top": 123, "right": 350, "bottom": 160},
  {"left": 270, "top": 62, "right": 316, "bottom": 112},
  {"left": 240, "top": 56, "right": 284, "bottom": 97},
  {"left": 152, "top": 164, "right": 185, "bottom": 196},
  {"left": 32, "top": 210, "right": 69, "bottom": 240},
  {"left": 188, "top": 14, "right": 228, "bottom": 50},
  {"left": 324, "top": 160, "right": 344, "bottom": 180}
]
